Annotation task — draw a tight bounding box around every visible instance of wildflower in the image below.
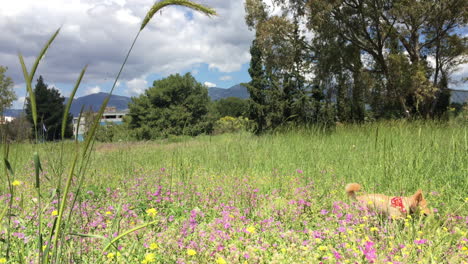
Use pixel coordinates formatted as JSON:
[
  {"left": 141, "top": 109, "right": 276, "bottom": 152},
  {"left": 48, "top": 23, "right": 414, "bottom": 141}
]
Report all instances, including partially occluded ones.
[
  {"left": 146, "top": 208, "right": 157, "bottom": 217},
  {"left": 462, "top": 246, "right": 467, "bottom": 251},
  {"left": 318, "top": 245, "right": 328, "bottom": 251},
  {"left": 105, "top": 211, "right": 112, "bottom": 215},
  {"left": 142, "top": 252, "right": 156, "bottom": 263},
  {"left": 107, "top": 252, "right": 115, "bottom": 260},
  {"left": 296, "top": 169, "right": 303, "bottom": 174},
  {"left": 12, "top": 180, "right": 22, "bottom": 186},
  {"left": 51, "top": 210, "right": 58, "bottom": 216},
  {"left": 414, "top": 239, "right": 427, "bottom": 245},
  {"left": 216, "top": 257, "right": 227, "bottom": 264},
  {"left": 0, "top": 258, "right": 6, "bottom": 263},
  {"left": 246, "top": 226, "right": 256, "bottom": 234},
  {"left": 361, "top": 241, "right": 377, "bottom": 263},
  {"left": 370, "top": 227, "right": 379, "bottom": 232},
  {"left": 187, "top": 249, "right": 197, "bottom": 256},
  {"left": 149, "top": 243, "right": 158, "bottom": 250}
]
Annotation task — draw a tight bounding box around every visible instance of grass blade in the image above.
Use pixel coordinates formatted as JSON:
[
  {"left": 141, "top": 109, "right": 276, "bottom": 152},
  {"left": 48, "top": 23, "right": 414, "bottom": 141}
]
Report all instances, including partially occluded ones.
[
  {"left": 62, "top": 65, "right": 87, "bottom": 139},
  {"left": 141, "top": 0, "right": 216, "bottom": 30},
  {"left": 103, "top": 220, "right": 158, "bottom": 252},
  {"left": 29, "top": 28, "right": 61, "bottom": 82},
  {"left": 18, "top": 54, "right": 37, "bottom": 128}
]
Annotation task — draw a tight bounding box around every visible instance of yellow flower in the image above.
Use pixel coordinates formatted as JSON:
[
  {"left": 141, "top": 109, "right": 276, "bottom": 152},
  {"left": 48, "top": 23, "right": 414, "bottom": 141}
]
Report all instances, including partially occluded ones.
[
  {"left": 51, "top": 210, "right": 58, "bottom": 216},
  {"left": 246, "top": 226, "right": 256, "bottom": 234},
  {"left": 367, "top": 201, "right": 373, "bottom": 205},
  {"left": 142, "top": 253, "right": 156, "bottom": 263},
  {"left": 318, "top": 245, "right": 328, "bottom": 251},
  {"left": 12, "top": 180, "right": 22, "bottom": 186},
  {"left": 370, "top": 227, "right": 379, "bottom": 232},
  {"left": 146, "top": 208, "right": 158, "bottom": 217},
  {"left": 0, "top": 258, "right": 6, "bottom": 263},
  {"left": 107, "top": 252, "right": 115, "bottom": 260},
  {"left": 105, "top": 211, "right": 112, "bottom": 215},
  {"left": 187, "top": 249, "right": 197, "bottom": 256},
  {"left": 216, "top": 257, "right": 227, "bottom": 264},
  {"left": 149, "top": 243, "right": 158, "bottom": 250},
  {"left": 465, "top": 197, "right": 468, "bottom": 202},
  {"left": 462, "top": 246, "right": 467, "bottom": 251},
  {"left": 281, "top": 248, "right": 286, "bottom": 253}
]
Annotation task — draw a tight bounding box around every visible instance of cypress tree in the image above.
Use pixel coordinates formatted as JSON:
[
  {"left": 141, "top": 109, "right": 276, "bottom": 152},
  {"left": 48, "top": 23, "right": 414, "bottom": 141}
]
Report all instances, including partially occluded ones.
[{"left": 26, "top": 76, "right": 73, "bottom": 141}]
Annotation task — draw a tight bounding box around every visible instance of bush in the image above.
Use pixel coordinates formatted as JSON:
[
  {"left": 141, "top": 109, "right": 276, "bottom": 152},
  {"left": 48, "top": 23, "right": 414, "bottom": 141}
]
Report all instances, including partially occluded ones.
[
  {"left": 94, "top": 122, "right": 136, "bottom": 142},
  {"left": 213, "top": 116, "right": 253, "bottom": 134}
]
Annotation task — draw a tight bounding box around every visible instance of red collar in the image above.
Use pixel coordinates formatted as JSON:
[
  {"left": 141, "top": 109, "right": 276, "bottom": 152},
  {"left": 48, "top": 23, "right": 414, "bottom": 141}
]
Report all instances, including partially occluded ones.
[{"left": 390, "top": 197, "right": 407, "bottom": 213}]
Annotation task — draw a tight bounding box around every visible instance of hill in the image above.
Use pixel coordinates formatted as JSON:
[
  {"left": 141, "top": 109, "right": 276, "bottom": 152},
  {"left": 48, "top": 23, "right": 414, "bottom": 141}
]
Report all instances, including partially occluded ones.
[
  {"left": 66, "top": 92, "right": 131, "bottom": 116},
  {"left": 208, "top": 84, "right": 250, "bottom": 101}
]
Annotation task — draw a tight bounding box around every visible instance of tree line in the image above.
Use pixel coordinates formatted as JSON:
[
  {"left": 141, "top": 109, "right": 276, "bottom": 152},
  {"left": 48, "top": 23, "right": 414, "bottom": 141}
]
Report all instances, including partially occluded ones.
[
  {"left": 0, "top": 71, "right": 251, "bottom": 142},
  {"left": 244, "top": 0, "right": 467, "bottom": 133}
]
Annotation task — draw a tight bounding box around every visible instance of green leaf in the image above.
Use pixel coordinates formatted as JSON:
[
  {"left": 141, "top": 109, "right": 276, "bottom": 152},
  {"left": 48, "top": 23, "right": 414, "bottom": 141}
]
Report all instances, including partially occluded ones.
[{"left": 62, "top": 65, "right": 87, "bottom": 139}]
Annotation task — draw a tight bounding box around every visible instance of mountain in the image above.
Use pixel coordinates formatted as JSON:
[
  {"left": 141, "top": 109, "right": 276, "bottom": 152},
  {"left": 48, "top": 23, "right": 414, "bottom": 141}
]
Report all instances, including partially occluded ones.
[
  {"left": 451, "top": 89, "right": 468, "bottom": 104},
  {"left": 66, "top": 92, "right": 132, "bottom": 116},
  {"left": 3, "top": 109, "right": 24, "bottom": 118},
  {"left": 208, "top": 84, "right": 250, "bottom": 101},
  {"left": 4, "top": 84, "right": 251, "bottom": 117}
]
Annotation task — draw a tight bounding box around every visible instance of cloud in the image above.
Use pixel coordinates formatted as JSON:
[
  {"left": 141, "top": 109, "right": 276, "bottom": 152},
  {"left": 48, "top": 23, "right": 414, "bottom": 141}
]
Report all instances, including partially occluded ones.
[
  {"left": 219, "top": 75, "right": 232, "bottom": 81},
  {"left": 204, "top": 81, "right": 217, "bottom": 88},
  {"left": 0, "top": 0, "right": 254, "bottom": 87},
  {"left": 12, "top": 96, "right": 26, "bottom": 109},
  {"left": 126, "top": 77, "right": 148, "bottom": 95},
  {"left": 84, "top": 85, "right": 101, "bottom": 95}
]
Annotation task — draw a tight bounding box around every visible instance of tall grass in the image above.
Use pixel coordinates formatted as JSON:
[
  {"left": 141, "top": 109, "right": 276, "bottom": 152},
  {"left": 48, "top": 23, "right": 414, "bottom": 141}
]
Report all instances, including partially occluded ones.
[
  {"left": 1, "top": 121, "right": 466, "bottom": 262},
  {"left": 1, "top": 1, "right": 216, "bottom": 263}
]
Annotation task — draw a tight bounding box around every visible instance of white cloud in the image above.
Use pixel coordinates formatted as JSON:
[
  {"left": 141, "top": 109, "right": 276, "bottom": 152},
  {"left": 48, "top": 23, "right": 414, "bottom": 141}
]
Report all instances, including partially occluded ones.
[
  {"left": 12, "top": 96, "right": 26, "bottom": 109},
  {"left": 219, "top": 75, "right": 232, "bottom": 81},
  {"left": 204, "top": 81, "right": 217, "bottom": 88},
  {"left": 84, "top": 85, "right": 101, "bottom": 95},
  {"left": 126, "top": 77, "right": 148, "bottom": 95},
  {"left": 0, "top": 0, "right": 254, "bottom": 86}
]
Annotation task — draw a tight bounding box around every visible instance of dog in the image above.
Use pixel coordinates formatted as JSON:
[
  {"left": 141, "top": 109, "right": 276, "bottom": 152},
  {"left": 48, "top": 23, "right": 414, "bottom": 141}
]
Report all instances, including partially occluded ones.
[{"left": 345, "top": 183, "right": 432, "bottom": 218}]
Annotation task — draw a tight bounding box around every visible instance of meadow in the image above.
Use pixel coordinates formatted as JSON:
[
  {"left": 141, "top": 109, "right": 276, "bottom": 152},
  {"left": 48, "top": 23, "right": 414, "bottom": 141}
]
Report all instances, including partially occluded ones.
[{"left": 1, "top": 121, "right": 467, "bottom": 263}]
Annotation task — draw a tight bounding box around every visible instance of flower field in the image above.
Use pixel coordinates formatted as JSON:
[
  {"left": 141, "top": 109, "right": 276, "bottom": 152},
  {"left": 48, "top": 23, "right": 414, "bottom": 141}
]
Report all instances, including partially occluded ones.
[{"left": 1, "top": 122, "right": 467, "bottom": 263}]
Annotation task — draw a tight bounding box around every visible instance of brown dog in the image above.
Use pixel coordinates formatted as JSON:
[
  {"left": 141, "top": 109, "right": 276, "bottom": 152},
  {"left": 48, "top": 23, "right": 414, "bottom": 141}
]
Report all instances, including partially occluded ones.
[{"left": 345, "top": 183, "right": 432, "bottom": 218}]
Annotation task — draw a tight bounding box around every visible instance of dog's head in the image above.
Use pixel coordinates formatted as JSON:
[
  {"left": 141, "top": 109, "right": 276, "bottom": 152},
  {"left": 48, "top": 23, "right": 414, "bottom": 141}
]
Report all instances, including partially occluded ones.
[{"left": 410, "top": 189, "right": 432, "bottom": 216}]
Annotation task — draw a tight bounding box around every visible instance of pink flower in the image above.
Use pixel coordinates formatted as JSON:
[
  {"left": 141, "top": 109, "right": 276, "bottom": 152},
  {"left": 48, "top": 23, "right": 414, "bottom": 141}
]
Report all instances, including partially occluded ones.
[
  {"left": 414, "top": 239, "right": 428, "bottom": 245},
  {"left": 296, "top": 169, "right": 303, "bottom": 174}
]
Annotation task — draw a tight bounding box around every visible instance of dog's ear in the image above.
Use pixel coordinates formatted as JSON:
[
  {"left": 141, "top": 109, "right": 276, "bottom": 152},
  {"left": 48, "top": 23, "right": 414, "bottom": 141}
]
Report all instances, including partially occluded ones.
[{"left": 411, "top": 189, "right": 423, "bottom": 207}]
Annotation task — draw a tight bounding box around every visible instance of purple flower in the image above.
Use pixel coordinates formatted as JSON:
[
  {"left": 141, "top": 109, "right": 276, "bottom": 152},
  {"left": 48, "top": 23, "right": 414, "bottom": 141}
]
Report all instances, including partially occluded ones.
[
  {"left": 414, "top": 239, "right": 428, "bottom": 245},
  {"left": 320, "top": 209, "right": 329, "bottom": 215},
  {"left": 360, "top": 241, "right": 377, "bottom": 263},
  {"left": 296, "top": 169, "right": 303, "bottom": 174}
]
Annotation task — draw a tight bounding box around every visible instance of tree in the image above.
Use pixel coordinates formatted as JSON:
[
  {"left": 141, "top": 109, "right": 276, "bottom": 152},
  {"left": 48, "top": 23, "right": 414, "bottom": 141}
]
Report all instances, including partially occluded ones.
[
  {"left": 0, "top": 66, "right": 17, "bottom": 116},
  {"left": 127, "top": 73, "right": 211, "bottom": 139},
  {"left": 306, "top": 0, "right": 467, "bottom": 117},
  {"left": 25, "top": 76, "right": 73, "bottom": 141},
  {"left": 211, "top": 97, "right": 249, "bottom": 118}
]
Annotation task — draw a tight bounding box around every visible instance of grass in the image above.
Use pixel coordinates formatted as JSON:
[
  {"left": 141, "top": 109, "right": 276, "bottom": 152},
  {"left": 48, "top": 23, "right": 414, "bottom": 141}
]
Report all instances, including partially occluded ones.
[{"left": 1, "top": 121, "right": 467, "bottom": 263}]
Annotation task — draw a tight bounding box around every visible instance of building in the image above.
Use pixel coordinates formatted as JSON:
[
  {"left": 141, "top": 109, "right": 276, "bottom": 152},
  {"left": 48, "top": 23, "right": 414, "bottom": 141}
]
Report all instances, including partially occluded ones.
[
  {"left": 0, "top": 116, "right": 15, "bottom": 125},
  {"left": 73, "top": 107, "right": 128, "bottom": 141}
]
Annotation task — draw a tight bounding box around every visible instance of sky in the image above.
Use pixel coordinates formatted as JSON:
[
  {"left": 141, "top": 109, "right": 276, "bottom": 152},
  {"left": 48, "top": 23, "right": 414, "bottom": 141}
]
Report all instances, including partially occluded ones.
[
  {"left": 0, "top": 0, "right": 255, "bottom": 108},
  {"left": 1, "top": 0, "right": 466, "bottom": 109}
]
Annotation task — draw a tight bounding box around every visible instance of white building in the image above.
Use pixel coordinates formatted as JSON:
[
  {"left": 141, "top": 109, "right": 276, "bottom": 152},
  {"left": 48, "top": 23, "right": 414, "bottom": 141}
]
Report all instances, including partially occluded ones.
[{"left": 73, "top": 107, "right": 128, "bottom": 141}]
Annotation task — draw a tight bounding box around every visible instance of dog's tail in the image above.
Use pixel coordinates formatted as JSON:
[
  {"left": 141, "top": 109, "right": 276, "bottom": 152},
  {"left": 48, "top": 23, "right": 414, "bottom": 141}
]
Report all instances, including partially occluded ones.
[{"left": 345, "top": 183, "right": 361, "bottom": 199}]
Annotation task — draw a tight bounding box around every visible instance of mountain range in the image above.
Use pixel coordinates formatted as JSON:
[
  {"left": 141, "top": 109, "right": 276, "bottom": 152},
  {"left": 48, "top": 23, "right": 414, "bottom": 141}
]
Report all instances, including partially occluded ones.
[{"left": 5, "top": 84, "right": 251, "bottom": 117}]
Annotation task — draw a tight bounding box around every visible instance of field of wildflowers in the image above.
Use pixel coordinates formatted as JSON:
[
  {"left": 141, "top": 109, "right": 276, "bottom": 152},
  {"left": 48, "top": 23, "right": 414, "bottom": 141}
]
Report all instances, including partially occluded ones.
[{"left": 1, "top": 122, "right": 467, "bottom": 263}]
